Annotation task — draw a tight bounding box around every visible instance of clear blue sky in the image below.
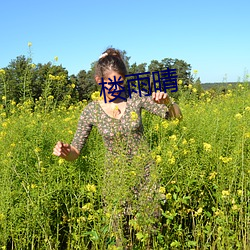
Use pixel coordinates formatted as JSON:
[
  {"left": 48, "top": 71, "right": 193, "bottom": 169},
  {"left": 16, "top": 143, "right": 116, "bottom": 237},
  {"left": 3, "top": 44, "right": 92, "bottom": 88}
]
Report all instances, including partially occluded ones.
[{"left": 1, "top": 0, "right": 249, "bottom": 83}]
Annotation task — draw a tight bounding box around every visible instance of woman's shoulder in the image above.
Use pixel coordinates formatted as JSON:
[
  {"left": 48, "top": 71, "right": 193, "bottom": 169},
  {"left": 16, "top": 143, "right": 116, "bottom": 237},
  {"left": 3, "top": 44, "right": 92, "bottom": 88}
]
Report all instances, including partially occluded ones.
[{"left": 80, "top": 100, "right": 100, "bottom": 114}]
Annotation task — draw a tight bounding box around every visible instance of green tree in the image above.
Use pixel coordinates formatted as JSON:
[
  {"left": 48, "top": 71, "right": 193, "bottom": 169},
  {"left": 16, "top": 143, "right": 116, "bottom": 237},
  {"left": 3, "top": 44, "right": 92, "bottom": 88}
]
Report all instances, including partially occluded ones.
[
  {"left": 4, "top": 55, "right": 33, "bottom": 102},
  {"left": 32, "top": 62, "right": 69, "bottom": 103}
]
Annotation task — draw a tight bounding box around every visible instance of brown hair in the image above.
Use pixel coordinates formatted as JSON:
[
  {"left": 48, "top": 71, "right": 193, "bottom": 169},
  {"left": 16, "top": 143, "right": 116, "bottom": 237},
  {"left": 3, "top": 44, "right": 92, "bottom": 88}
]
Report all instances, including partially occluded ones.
[{"left": 95, "top": 48, "right": 127, "bottom": 79}]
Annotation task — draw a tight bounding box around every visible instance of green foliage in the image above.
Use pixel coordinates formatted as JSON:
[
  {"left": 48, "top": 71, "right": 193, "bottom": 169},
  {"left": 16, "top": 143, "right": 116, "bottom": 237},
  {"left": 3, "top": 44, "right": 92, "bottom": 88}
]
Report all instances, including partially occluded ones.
[
  {"left": 0, "top": 82, "right": 249, "bottom": 249},
  {"left": 0, "top": 49, "right": 199, "bottom": 106}
]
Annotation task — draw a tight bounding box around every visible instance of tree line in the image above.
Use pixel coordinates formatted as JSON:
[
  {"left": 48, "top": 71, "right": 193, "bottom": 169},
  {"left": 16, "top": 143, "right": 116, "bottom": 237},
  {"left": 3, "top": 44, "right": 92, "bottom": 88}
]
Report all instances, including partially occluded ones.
[{"left": 0, "top": 51, "right": 200, "bottom": 106}]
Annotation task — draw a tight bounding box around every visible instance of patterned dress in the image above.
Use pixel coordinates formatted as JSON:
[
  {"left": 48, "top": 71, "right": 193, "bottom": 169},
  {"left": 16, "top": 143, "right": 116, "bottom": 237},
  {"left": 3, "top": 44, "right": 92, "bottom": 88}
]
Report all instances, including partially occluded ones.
[
  {"left": 71, "top": 92, "right": 171, "bottom": 234},
  {"left": 71, "top": 91, "right": 169, "bottom": 156}
]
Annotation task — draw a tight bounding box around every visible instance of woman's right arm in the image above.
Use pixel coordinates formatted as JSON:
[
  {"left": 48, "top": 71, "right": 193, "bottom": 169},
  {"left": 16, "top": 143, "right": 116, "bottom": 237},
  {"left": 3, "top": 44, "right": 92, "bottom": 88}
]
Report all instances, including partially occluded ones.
[{"left": 53, "top": 102, "right": 94, "bottom": 161}]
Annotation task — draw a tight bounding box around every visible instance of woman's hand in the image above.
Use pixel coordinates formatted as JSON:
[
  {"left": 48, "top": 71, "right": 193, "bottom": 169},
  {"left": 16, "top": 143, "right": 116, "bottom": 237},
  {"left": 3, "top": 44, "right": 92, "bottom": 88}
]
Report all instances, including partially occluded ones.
[
  {"left": 53, "top": 141, "right": 80, "bottom": 161},
  {"left": 53, "top": 141, "right": 71, "bottom": 158},
  {"left": 152, "top": 91, "right": 171, "bottom": 105}
]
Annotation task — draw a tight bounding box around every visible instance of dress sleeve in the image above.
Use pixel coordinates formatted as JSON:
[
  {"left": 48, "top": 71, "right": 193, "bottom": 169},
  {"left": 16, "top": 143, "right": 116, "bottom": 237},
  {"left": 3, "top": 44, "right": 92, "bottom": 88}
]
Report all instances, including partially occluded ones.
[
  {"left": 71, "top": 102, "right": 94, "bottom": 152},
  {"left": 138, "top": 93, "right": 170, "bottom": 119}
]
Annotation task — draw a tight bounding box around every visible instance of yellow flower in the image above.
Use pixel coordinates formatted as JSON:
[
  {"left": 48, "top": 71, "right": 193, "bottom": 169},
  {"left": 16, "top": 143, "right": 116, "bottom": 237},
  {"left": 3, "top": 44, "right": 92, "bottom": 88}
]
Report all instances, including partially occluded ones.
[
  {"left": 168, "top": 156, "right": 175, "bottom": 165},
  {"left": 171, "top": 119, "right": 179, "bottom": 126},
  {"left": 2, "top": 96, "right": 6, "bottom": 100},
  {"left": 2, "top": 122, "right": 7, "bottom": 128},
  {"left": 182, "top": 139, "right": 187, "bottom": 145},
  {"left": 232, "top": 204, "right": 239, "bottom": 211},
  {"left": 91, "top": 91, "right": 102, "bottom": 101},
  {"left": 192, "top": 88, "right": 197, "bottom": 93},
  {"left": 105, "top": 212, "right": 111, "bottom": 218},
  {"left": 208, "top": 171, "right": 217, "bottom": 180},
  {"left": 86, "top": 184, "right": 96, "bottom": 193},
  {"left": 58, "top": 158, "right": 64, "bottom": 165},
  {"left": 31, "top": 63, "right": 36, "bottom": 69},
  {"left": 31, "top": 184, "right": 37, "bottom": 189},
  {"left": 234, "top": 113, "right": 242, "bottom": 120},
  {"left": 34, "top": 147, "right": 41, "bottom": 153},
  {"left": 54, "top": 56, "right": 58, "bottom": 61},
  {"left": 219, "top": 156, "right": 232, "bottom": 164},
  {"left": 222, "top": 190, "right": 230, "bottom": 197},
  {"left": 130, "top": 171, "right": 136, "bottom": 176},
  {"left": 81, "top": 203, "right": 93, "bottom": 212},
  {"left": 154, "top": 123, "right": 159, "bottom": 131},
  {"left": 159, "top": 186, "right": 166, "bottom": 194},
  {"left": 161, "top": 120, "right": 168, "bottom": 129},
  {"left": 71, "top": 83, "right": 76, "bottom": 89},
  {"left": 169, "top": 134, "right": 177, "bottom": 141},
  {"left": 48, "top": 95, "right": 54, "bottom": 100},
  {"left": 195, "top": 207, "right": 203, "bottom": 216},
  {"left": 214, "top": 209, "right": 223, "bottom": 216},
  {"left": 87, "top": 215, "right": 94, "bottom": 221},
  {"left": 189, "top": 138, "right": 195, "bottom": 144},
  {"left": 193, "top": 69, "right": 198, "bottom": 74},
  {"left": 130, "top": 111, "right": 138, "bottom": 121},
  {"left": 0, "top": 69, "right": 6, "bottom": 75},
  {"left": 203, "top": 142, "right": 212, "bottom": 152},
  {"left": 245, "top": 106, "right": 250, "bottom": 112},
  {"left": 237, "top": 190, "right": 243, "bottom": 196},
  {"left": 0, "top": 213, "right": 5, "bottom": 221},
  {"left": 156, "top": 155, "right": 162, "bottom": 164},
  {"left": 165, "top": 193, "right": 172, "bottom": 199},
  {"left": 49, "top": 74, "right": 55, "bottom": 80},
  {"left": 188, "top": 84, "right": 193, "bottom": 89},
  {"left": 178, "top": 79, "right": 183, "bottom": 85},
  {"left": 245, "top": 132, "right": 250, "bottom": 138},
  {"left": 28, "top": 42, "right": 32, "bottom": 47}
]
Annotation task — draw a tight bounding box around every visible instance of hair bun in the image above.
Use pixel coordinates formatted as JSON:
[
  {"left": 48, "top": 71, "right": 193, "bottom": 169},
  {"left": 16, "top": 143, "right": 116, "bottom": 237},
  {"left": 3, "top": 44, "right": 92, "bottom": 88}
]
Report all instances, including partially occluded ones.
[{"left": 102, "top": 48, "right": 123, "bottom": 60}]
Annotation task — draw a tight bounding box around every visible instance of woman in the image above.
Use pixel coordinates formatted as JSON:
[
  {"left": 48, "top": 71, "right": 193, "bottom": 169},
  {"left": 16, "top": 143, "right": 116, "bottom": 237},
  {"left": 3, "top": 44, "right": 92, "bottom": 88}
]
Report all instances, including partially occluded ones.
[{"left": 53, "top": 48, "right": 182, "bottom": 246}]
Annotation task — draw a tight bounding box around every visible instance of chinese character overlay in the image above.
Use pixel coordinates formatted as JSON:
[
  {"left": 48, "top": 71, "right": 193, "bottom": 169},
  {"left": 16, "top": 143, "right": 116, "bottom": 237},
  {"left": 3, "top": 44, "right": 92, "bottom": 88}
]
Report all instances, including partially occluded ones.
[
  {"left": 125, "top": 72, "right": 151, "bottom": 99},
  {"left": 152, "top": 68, "right": 178, "bottom": 93},
  {"left": 98, "top": 78, "right": 109, "bottom": 103},
  {"left": 98, "top": 68, "right": 178, "bottom": 102},
  {"left": 99, "top": 76, "right": 126, "bottom": 103}
]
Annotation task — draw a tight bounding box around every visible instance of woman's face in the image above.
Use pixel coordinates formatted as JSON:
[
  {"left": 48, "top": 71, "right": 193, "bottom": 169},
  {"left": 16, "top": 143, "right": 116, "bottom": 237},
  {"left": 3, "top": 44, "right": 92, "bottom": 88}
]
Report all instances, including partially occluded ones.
[{"left": 95, "top": 70, "right": 125, "bottom": 102}]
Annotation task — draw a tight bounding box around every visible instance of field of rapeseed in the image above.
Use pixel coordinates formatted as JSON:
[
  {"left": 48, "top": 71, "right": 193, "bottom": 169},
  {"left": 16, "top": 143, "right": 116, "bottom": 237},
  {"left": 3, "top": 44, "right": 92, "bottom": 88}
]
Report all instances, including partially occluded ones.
[{"left": 0, "top": 82, "right": 249, "bottom": 249}]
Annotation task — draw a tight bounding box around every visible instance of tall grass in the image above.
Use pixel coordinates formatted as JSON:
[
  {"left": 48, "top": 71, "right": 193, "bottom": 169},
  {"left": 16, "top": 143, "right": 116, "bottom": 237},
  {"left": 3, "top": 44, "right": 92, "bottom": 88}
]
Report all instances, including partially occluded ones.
[{"left": 0, "top": 82, "right": 249, "bottom": 249}]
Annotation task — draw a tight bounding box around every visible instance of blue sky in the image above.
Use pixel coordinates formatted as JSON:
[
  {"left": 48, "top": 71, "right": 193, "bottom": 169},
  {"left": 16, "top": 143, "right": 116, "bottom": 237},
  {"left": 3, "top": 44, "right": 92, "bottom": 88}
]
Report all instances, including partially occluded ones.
[{"left": 1, "top": 0, "right": 249, "bottom": 83}]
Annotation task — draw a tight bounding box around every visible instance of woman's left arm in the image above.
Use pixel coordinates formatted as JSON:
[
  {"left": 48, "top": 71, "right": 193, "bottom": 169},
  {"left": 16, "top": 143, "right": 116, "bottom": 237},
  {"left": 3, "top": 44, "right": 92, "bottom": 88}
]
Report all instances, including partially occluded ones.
[
  {"left": 152, "top": 91, "right": 182, "bottom": 120},
  {"left": 140, "top": 91, "right": 183, "bottom": 120}
]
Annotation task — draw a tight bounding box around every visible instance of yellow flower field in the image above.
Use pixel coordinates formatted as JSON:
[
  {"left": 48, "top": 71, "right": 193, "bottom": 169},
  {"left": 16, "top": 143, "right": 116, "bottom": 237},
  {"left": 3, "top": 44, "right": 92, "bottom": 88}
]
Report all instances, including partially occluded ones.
[{"left": 0, "top": 82, "right": 249, "bottom": 249}]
